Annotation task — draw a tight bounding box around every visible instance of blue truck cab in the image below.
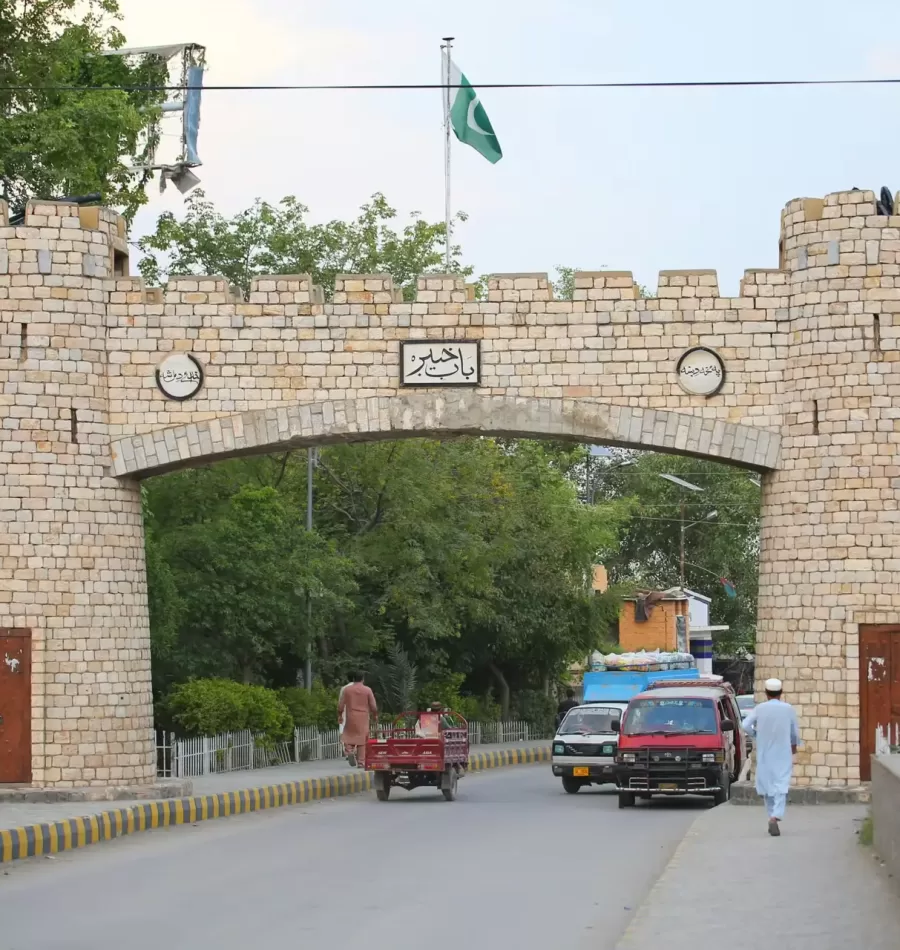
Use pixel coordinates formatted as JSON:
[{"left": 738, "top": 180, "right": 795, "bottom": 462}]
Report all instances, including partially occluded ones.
[{"left": 552, "top": 667, "right": 700, "bottom": 794}]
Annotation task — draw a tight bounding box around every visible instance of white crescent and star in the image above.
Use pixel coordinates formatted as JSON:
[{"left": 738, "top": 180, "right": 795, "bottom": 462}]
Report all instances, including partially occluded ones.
[{"left": 466, "top": 96, "right": 494, "bottom": 138}]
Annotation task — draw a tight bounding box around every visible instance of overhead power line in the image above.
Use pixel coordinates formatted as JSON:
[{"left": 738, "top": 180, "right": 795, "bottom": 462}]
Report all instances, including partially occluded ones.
[{"left": 3, "top": 76, "right": 900, "bottom": 93}]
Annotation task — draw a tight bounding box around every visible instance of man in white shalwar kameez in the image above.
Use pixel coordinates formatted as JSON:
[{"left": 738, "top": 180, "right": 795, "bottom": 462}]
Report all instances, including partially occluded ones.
[{"left": 742, "top": 678, "right": 799, "bottom": 837}]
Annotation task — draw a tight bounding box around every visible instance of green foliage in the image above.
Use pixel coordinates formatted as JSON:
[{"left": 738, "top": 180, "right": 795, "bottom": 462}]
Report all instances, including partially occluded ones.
[
  {"left": 414, "top": 674, "right": 500, "bottom": 722},
  {"left": 367, "top": 643, "right": 419, "bottom": 714},
  {"left": 164, "top": 679, "right": 293, "bottom": 741},
  {"left": 591, "top": 451, "right": 760, "bottom": 657},
  {"left": 552, "top": 265, "right": 578, "bottom": 300},
  {"left": 0, "top": 0, "right": 166, "bottom": 219},
  {"left": 144, "top": 438, "right": 632, "bottom": 717},
  {"left": 511, "top": 690, "right": 557, "bottom": 735},
  {"left": 278, "top": 684, "right": 340, "bottom": 730},
  {"left": 145, "top": 478, "right": 355, "bottom": 694},
  {"left": 858, "top": 813, "right": 874, "bottom": 847},
  {"left": 137, "top": 191, "right": 473, "bottom": 299}
]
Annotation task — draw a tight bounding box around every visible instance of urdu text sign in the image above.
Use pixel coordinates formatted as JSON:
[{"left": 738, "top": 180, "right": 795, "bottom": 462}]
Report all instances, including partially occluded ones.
[{"left": 400, "top": 341, "right": 480, "bottom": 386}]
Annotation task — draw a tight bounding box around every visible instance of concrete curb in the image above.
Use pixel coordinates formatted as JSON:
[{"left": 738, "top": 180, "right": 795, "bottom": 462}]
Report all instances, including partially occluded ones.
[
  {"left": 0, "top": 779, "right": 193, "bottom": 805},
  {"left": 731, "top": 781, "right": 870, "bottom": 805},
  {"left": 614, "top": 811, "right": 705, "bottom": 949},
  {"left": 0, "top": 744, "right": 550, "bottom": 863}
]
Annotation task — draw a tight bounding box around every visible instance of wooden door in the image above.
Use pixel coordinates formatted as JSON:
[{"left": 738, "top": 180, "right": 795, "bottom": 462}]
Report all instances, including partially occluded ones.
[
  {"left": 0, "top": 628, "right": 31, "bottom": 784},
  {"left": 859, "top": 624, "right": 900, "bottom": 781}
]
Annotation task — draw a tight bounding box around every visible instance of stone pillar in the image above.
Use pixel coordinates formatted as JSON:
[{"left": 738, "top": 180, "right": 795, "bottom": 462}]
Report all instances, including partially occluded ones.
[
  {"left": 757, "top": 190, "right": 900, "bottom": 786},
  {"left": 0, "top": 201, "right": 154, "bottom": 787}
]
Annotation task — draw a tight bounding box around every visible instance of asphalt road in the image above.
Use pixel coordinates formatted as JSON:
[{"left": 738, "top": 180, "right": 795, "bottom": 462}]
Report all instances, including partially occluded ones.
[{"left": 0, "top": 767, "right": 702, "bottom": 950}]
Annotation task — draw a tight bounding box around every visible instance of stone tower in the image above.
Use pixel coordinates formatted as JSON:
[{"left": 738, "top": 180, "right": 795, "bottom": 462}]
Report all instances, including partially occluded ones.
[
  {"left": 0, "top": 201, "right": 154, "bottom": 787},
  {"left": 756, "top": 189, "right": 900, "bottom": 785}
]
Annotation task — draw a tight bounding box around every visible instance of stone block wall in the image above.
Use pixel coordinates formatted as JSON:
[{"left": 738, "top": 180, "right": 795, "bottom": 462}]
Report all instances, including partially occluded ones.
[
  {"left": 2, "top": 188, "right": 899, "bottom": 786},
  {"left": 756, "top": 189, "right": 900, "bottom": 785},
  {"left": 0, "top": 202, "right": 152, "bottom": 787},
  {"left": 103, "top": 266, "right": 788, "bottom": 444}
]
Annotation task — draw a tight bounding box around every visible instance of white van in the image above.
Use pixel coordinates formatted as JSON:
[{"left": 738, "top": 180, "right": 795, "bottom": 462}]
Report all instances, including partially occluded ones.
[{"left": 551, "top": 703, "right": 626, "bottom": 793}]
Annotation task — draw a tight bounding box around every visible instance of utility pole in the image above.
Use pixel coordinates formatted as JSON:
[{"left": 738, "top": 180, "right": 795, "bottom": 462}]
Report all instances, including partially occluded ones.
[
  {"left": 679, "top": 499, "right": 686, "bottom": 588},
  {"left": 305, "top": 446, "right": 317, "bottom": 690}
]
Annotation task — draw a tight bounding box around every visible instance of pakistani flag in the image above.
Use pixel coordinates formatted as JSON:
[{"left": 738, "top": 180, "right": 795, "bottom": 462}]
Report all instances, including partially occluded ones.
[{"left": 443, "top": 55, "right": 502, "bottom": 164}]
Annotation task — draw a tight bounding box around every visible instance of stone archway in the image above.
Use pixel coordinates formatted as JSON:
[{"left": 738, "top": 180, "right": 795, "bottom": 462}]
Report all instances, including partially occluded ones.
[
  {"left": 110, "top": 394, "right": 780, "bottom": 478},
  {"left": 2, "top": 187, "right": 896, "bottom": 789}
]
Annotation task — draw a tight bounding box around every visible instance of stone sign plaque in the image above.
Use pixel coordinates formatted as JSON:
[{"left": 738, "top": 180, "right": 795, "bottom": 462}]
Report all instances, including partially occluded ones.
[
  {"left": 676, "top": 347, "right": 725, "bottom": 397},
  {"left": 155, "top": 353, "right": 204, "bottom": 401},
  {"left": 400, "top": 340, "right": 480, "bottom": 386}
]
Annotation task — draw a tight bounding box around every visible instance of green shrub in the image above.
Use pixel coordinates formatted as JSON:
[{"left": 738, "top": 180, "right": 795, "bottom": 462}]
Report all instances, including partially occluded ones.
[
  {"left": 164, "top": 679, "right": 293, "bottom": 741},
  {"left": 456, "top": 694, "right": 501, "bottom": 723},
  {"left": 279, "top": 683, "right": 341, "bottom": 730},
  {"left": 415, "top": 675, "right": 501, "bottom": 723},
  {"left": 512, "top": 689, "right": 556, "bottom": 735}
]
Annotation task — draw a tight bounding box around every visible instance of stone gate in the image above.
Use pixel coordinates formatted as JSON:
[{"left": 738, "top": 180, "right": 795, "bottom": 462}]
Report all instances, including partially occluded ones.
[{"left": 1, "top": 187, "right": 897, "bottom": 789}]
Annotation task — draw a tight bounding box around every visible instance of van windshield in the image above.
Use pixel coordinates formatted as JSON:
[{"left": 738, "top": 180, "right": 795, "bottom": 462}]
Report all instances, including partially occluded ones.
[
  {"left": 559, "top": 707, "right": 621, "bottom": 735},
  {"left": 622, "top": 698, "right": 718, "bottom": 736}
]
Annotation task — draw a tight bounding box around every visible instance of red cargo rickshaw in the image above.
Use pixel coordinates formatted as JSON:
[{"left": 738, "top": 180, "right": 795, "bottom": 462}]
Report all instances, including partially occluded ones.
[{"left": 365, "top": 708, "right": 469, "bottom": 801}]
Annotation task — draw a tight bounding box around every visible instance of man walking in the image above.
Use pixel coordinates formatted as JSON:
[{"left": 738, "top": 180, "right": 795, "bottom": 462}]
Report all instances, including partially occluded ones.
[
  {"left": 338, "top": 672, "right": 377, "bottom": 768},
  {"left": 742, "top": 677, "right": 799, "bottom": 836},
  {"left": 556, "top": 688, "right": 579, "bottom": 728}
]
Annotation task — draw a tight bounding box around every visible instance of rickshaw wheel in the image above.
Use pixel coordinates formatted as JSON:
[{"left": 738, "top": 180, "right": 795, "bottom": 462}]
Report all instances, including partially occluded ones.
[
  {"left": 375, "top": 772, "right": 391, "bottom": 801},
  {"left": 441, "top": 767, "right": 458, "bottom": 801}
]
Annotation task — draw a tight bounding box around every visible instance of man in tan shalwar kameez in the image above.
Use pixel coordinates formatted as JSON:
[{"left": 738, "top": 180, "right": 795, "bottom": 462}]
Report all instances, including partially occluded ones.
[{"left": 338, "top": 672, "right": 377, "bottom": 768}]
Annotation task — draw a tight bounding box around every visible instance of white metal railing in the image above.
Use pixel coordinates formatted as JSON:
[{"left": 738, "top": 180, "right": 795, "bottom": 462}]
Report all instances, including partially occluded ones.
[
  {"left": 156, "top": 720, "right": 546, "bottom": 779},
  {"left": 875, "top": 723, "right": 900, "bottom": 756}
]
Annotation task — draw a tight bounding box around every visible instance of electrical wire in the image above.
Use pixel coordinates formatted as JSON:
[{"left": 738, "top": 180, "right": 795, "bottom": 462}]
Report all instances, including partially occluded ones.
[{"left": 3, "top": 77, "right": 900, "bottom": 93}]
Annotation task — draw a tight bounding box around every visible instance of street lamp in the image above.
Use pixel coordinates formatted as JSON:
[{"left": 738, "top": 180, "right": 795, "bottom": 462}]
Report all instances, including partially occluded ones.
[
  {"left": 584, "top": 448, "right": 634, "bottom": 505},
  {"left": 657, "top": 474, "right": 717, "bottom": 587},
  {"left": 305, "top": 446, "right": 318, "bottom": 690}
]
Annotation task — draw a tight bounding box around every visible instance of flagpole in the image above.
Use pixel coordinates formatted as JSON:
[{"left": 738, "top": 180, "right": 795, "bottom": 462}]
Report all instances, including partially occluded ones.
[{"left": 442, "top": 36, "right": 454, "bottom": 272}]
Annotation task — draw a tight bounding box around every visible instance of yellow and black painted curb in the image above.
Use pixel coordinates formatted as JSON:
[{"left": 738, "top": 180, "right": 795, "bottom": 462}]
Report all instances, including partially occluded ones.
[
  {"left": 0, "top": 744, "right": 550, "bottom": 863},
  {"left": 467, "top": 745, "right": 550, "bottom": 771}
]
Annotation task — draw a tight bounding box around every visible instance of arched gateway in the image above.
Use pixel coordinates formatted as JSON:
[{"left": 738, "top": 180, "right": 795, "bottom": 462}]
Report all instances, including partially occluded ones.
[{"left": 0, "top": 189, "right": 894, "bottom": 789}]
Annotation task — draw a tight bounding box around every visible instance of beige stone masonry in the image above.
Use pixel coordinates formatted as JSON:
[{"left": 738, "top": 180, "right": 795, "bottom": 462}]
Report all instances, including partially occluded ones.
[{"left": 2, "top": 189, "right": 898, "bottom": 787}]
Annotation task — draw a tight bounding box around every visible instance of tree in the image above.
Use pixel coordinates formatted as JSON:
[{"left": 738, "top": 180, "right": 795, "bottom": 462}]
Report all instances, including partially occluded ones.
[
  {"left": 0, "top": 1, "right": 166, "bottom": 219},
  {"left": 137, "top": 191, "right": 473, "bottom": 298},
  {"left": 143, "top": 438, "right": 632, "bottom": 712},
  {"left": 144, "top": 479, "right": 355, "bottom": 693},
  {"left": 590, "top": 451, "right": 760, "bottom": 657}
]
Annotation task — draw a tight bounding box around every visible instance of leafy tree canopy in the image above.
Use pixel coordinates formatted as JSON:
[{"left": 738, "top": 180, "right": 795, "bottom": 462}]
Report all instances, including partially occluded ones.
[
  {"left": 0, "top": 0, "right": 166, "bottom": 219},
  {"left": 138, "top": 190, "right": 472, "bottom": 299}
]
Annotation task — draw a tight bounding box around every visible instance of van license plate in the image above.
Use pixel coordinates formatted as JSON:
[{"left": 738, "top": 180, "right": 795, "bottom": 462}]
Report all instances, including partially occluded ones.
[
  {"left": 659, "top": 783, "right": 678, "bottom": 791},
  {"left": 573, "top": 767, "right": 589, "bottom": 777}
]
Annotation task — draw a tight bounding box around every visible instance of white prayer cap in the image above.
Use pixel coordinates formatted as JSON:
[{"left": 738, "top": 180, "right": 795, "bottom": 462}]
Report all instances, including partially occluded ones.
[{"left": 765, "top": 678, "right": 783, "bottom": 692}]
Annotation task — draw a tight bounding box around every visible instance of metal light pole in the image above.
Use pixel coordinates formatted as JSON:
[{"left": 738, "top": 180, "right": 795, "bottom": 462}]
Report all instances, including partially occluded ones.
[
  {"left": 657, "top": 473, "right": 716, "bottom": 588},
  {"left": 305, "top": 446, "right": 317, "bottom": 690}
]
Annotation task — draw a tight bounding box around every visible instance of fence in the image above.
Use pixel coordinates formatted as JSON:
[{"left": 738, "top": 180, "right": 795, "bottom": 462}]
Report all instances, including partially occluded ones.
[
  {"left": 157, "top": 720, "right": 543, "bottom": 779},
  {"left": 875, "top": 723, "right": 900, "bottom": 756}
]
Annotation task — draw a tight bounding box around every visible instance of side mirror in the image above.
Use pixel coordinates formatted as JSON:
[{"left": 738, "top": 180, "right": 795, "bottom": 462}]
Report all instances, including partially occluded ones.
[
  {"left": 720, "top": 719, "right": 735, "bottom": 733},
  {"left": 610, "top": 720, "right": 620, "bottom": 733}
]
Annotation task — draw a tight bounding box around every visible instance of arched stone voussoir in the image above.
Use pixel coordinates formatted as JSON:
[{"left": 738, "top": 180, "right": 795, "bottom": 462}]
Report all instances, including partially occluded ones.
[{"left": 109, "top": 394, "right": 781, "bottom": 479}]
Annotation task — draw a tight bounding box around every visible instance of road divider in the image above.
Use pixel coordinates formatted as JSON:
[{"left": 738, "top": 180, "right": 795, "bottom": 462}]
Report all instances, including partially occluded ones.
[{"left": 0, "top": 744, "right": 550, "bottom": 863}]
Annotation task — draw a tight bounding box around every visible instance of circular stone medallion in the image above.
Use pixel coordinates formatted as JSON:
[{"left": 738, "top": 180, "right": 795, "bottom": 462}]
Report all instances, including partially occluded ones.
[
  {"left": 676, "top": 347, "right": 725, "bottom": 397},
  {"left": 155, "top": 353, "right": 204, "bottom": 401}
]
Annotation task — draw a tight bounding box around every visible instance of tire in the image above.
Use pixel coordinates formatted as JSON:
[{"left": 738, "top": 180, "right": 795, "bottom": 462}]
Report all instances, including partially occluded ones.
[
  {"left": 441, "top": 768, "right": 458, "bottom": 802},
  {"left": 375, "top": 773, "right": 391, "bottom": 802},
  {"left": 618, "top": 791, "right": 636, "bottom": 809},
  {"left": 713, "top": 770, "right": 730, "bottom": 806},
  {"left": 562, "top": 776, "right": 583, "bottom": 795}
]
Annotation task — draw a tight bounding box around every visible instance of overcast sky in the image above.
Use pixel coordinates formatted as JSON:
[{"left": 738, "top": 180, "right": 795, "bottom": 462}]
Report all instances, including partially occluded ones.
[{"left": 120, "top": 0, "right": 900, "bottom": 294}]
